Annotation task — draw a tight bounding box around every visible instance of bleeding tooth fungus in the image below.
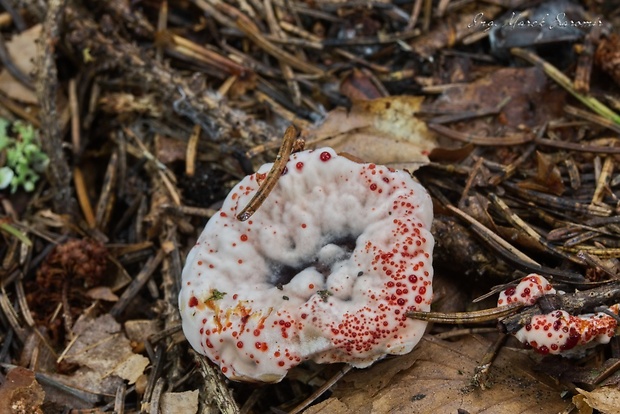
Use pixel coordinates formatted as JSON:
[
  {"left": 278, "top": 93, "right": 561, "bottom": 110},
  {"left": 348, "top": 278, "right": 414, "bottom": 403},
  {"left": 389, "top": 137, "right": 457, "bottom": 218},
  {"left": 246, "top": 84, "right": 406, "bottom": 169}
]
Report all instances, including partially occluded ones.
[
  {"left": 498, "top": 274, "right": 619, "bottom": 355},
  {"left": 179, "top": 148, "right": 434, "bottom": 382}
]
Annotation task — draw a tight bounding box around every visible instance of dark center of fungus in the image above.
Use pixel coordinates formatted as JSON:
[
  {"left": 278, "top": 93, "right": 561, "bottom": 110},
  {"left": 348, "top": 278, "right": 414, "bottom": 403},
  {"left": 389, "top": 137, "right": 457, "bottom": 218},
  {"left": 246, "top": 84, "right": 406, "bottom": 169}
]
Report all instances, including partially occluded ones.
[{"left": 268, "top": 235, "right": 358, "bottom": 287}]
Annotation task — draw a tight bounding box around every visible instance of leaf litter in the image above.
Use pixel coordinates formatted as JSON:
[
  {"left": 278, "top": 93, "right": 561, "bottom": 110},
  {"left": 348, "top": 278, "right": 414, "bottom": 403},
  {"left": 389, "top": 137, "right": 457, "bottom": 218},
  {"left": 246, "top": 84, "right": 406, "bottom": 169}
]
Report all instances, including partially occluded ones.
[
  {"left": 0, "top": 0, "right": 619, "bottom": 413},
  {"left": 306, "top": 335, "right": 569, "bottom": 414}
]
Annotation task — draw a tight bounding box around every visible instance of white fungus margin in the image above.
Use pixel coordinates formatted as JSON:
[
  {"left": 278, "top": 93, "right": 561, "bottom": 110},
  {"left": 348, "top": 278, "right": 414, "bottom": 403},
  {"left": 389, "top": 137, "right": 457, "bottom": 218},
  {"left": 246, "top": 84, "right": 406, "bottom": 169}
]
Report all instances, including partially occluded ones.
[{"left": 179, "top": 148, "right": 434, "bottom": 382}]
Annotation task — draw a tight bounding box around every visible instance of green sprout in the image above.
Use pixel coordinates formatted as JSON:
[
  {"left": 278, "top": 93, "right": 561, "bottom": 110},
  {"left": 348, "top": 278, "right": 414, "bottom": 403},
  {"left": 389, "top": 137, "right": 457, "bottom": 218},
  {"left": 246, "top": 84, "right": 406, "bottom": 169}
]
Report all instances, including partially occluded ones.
[
  {"left": 207, "top": 289, "right": 227, "bottom": 301},
  {"left": 317, "top": 289, "right": 332, "bottom": 302},
  {"left": 0, "top": 119, "right": 49, "bottom": 193}
]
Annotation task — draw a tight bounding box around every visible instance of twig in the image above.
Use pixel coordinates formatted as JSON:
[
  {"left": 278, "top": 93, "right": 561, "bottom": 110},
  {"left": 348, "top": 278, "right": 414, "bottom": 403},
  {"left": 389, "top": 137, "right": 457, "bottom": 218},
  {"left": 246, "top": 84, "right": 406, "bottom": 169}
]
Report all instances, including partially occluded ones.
[
  {"left": 64, "top": 5, "right": 275, "bottom": 143},
  {"left": 564, "top": 105, "right": 620, "bottom": 135},
  {"left": 472, "top": 333, "right": 508, "bottom": 390},
  {"left": 434, "top": 197, "right": 584, "bottom": 282},
  {"left": 150, "top": 377, "right": 166, "bottom": 414},
  {"left": 445, "top": 204, "right": 540, "bottom": 267},
  {"left": 488, "top": 193, "right": 580, "bottom": 264},
  {"left": 157, "top": 31, "right": 249, "bottom": 76},
  {"left": 185, "top": 124, "right": 201, "bottom": 177},
  {"left": 36, "top": 0, "right": 73, "bottom": 214},
  {"left": 73, "top": 166, "right": 97, "bottom": 228},
  {"left": 110, "top": 249, "right": 166, "bottom": 317},
  {"left": 160, "top": 228, "right": 185, "bottom": 384},
  {"left": 114, "top": 383, "right": 127, "bottom": 414},
  {"left": 69, "top": 78, "right": 80, "bottom": 155},
  {"left": 406, "top": 0, "right": 423, "bottom": 31},
  {"left": 95, "top": 151, "right": 119, "bottom": 232},
  {"left": 237, "top": 125, "right": 302, "bottom": 221},
  {"left": 535, "top": 136, "right": 620, "bottom": 154},
  {"left": 264, "top": 0, "right": 301, "bottom": 106},
  {"left": 194, "top": 352, "right": 240, "bottom": 414},
  {"left": 213, "top": 1, "right": 324, "bottom": 76},
  {"left": 407, "top": 302, "right": 523, "bottom": 323},
  {"left": 155, "top": 0, "right": 167, "bottom": 62},
  {"left": 289, "top": 365, "right": 353, "bottom": 414},
  {"left": 61, "top": 277, "right": 74, "bottom": 340},
  {"left": 142, "top": 345, "right": 165, "bottom": 411},
  {"left": 428, "top": 123, "right": 533, "bottom": 146},
  {"left": 428, "top": 96, "right": 511, "bottom": 124},
  {"left": 591, "top": 156, "right": 614, "bottom": 206},
  {"left": 503, "top": 182, "right": 613, "bottom": 217}
]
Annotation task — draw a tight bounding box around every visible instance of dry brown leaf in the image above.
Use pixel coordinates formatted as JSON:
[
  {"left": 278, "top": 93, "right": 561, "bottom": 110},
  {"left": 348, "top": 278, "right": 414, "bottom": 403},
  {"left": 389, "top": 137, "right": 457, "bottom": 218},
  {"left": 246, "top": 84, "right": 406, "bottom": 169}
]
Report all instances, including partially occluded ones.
[
  {"left": 125, "top": 319, "right": 161, "bottom": 343},
  {"left": 340, "top": 69, "right": 385, "bottom": 101},
  {"left": 0, "top": 24, "right": 40, "bottom": 103},
  {"left": 517, "top": 151, "right": 565, "bottom": 196},
  {"left": 572, "top": 393, "right": 594, "bottom": 414},
  {"left": 160, "top": 390, "right": 200, "bottom": 414},
  {"left": 0, "top": 366, "right": 45, "bottom": 414},
  {"left": 155, "top": 135, "right": 188, "bottom": 164},
  {"left": 430, "top": 67, "right": 565, "bottom": 137},
  {"left": 304, "top": 96, "right": 436, "bottom": 170},
  {"left": 306, "top": 335, "right": 570, "bottom": 414},
  {"left": 576, "top": 387, "right": 620, "bottom": 414},
  {"left": 111, "top": 353, "right": 150, "bottom": 384},
  {"left": 86, "top": 286, "right": 119, "bottom": 302},
  {"left": 48, "top": 314, "right": 150, "bottom": 395}
]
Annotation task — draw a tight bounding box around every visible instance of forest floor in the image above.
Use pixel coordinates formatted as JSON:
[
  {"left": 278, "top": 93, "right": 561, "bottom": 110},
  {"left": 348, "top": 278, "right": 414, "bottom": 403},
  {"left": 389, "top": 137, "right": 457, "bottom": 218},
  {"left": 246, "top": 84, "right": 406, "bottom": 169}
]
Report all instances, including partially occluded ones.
[{"left": 1, "top": 0, "right": 620, "bottom": 413}]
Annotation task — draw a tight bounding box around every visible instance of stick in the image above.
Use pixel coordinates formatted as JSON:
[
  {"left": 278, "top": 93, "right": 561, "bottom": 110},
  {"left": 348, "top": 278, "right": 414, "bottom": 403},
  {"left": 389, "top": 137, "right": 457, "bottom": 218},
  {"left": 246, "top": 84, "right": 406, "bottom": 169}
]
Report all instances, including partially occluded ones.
[{"left": 237, "top": 125, "right": 301, "bottom": 221}]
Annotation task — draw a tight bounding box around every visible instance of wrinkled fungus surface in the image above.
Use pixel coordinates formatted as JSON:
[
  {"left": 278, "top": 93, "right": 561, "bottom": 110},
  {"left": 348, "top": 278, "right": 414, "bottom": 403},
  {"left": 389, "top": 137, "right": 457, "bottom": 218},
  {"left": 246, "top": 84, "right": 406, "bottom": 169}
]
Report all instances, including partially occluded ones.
[
  {"left": 497, "top": 274, "right": 555, "bottom": 306},
  {"left": 499, "top": 274, "right": 619, "bottom": 355},
  {"left": 179, "top": 148, "right": 434, "bottom": 382}
]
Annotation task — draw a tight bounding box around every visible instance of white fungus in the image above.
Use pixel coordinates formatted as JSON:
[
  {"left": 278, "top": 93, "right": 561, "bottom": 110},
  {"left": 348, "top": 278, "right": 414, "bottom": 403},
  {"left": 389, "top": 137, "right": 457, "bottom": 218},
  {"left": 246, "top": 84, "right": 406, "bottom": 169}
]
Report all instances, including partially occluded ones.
[
  {"left": 498, "top": 274, "right": 619, "bottom": 355},
  {"left": 179, "top": 148, "right": 434, "bottom": 382}
]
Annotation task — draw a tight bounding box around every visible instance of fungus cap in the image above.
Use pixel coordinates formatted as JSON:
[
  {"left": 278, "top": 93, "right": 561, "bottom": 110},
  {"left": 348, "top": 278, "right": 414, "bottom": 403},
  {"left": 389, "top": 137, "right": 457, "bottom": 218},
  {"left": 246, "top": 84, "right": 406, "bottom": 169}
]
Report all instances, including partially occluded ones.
[
  {"left": 498, "top": 274, "right": 619, "bottom": 355},
  {"left": 179, "top": 148, "right": 434, "bottom": 382},
  {"left": 514, "top": 308, "right": 618, "bottom": 355},
  {"left": 497, "top": 273, "right": 555, "bottom": 306}
]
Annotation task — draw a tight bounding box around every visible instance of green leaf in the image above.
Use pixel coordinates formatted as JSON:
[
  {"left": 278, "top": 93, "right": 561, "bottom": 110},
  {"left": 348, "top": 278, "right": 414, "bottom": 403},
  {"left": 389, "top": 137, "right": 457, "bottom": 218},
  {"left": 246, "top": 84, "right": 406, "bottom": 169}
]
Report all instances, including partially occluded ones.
[
  {"left": 0, "top": 120, "right": 47, "bottom": 193},
  {"left": 0, "top": 167, "right": 13, "bottom": 189}
]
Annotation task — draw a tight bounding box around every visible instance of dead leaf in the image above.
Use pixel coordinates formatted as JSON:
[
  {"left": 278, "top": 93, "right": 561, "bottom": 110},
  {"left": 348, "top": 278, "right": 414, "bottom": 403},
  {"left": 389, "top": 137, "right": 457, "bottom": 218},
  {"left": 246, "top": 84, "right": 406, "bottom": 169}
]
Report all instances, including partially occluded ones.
[
  {"left": 155, "top": 135, "right": 187, "bottom": 164},
  {"left": 86, "top": 286, "right": 119, "bottom": 302},
  {"left": 304, "top": 96, "right": 436, "bottom": 170},
  {"left": 160, "top": 390, "right": 200, "bottom": 414},
  {"left": 572, "top": 393, "right": 594, "bottom": 414},
  {"left": 124, "top": 319, "right": 161, "bottom": 343},
  {"left": 47, "top": 314, "right": 150, "bottom": 395},
  {"left": 306, "top": 335, "right": 570, "bottom": 414},
  {"left": 517, "top": 151, "right": 565, "bottom": 196},
  {"left": 576, "top": 387, "right": 620, "bottom": 414},
  {"left": 340, "top": 69, "right": 385, "bottom": 101},
  {"left": 0, "top": 24, "right": 40, "bottom": 103},
  {"left": 111, "top": 353, "right": 150, "bottom": 384},
  {"left": 430, "top": 67, "right": 565, "bottom": 143},
  {"left": 0, "top": 366, "right": 45, "bottom": 414}
]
